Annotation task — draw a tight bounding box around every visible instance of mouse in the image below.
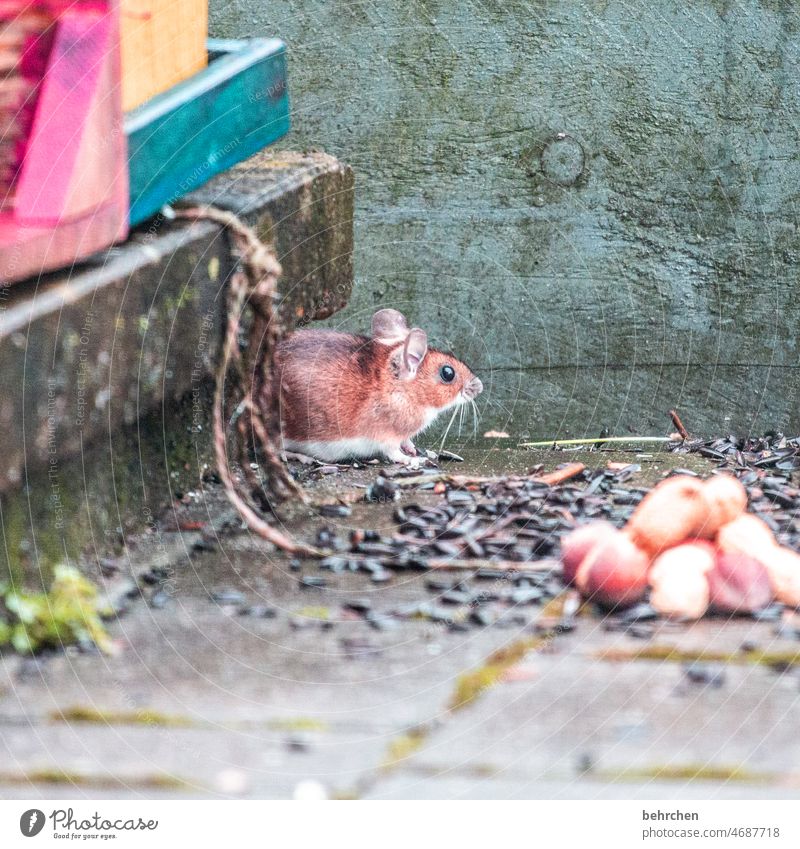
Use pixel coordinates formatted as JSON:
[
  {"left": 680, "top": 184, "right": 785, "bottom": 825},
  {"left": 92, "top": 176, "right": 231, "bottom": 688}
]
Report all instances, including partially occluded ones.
[{"left": 275, "top": 308, "right": 483, "bottom": 465}]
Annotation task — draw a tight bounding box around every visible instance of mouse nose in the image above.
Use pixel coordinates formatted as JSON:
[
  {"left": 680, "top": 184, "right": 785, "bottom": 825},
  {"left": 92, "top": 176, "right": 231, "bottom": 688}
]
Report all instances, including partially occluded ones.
[{"left": 464, "top": 376, "right": 483, "bottom": 399}]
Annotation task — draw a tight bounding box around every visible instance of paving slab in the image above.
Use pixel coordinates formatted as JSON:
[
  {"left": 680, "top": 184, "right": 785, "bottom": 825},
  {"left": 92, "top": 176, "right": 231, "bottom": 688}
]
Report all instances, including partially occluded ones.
[
  {"left": 374, "top": 645, "right": 800, "bottom": 793},
  {"left": 2, "top": 447, "right": 800, "bottom": 799}
]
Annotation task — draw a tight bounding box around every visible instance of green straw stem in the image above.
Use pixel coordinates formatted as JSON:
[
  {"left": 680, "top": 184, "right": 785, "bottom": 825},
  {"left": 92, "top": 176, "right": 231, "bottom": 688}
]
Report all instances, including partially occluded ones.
[{"left": 518, "top": 436, "right": 674, "bottom": 448}]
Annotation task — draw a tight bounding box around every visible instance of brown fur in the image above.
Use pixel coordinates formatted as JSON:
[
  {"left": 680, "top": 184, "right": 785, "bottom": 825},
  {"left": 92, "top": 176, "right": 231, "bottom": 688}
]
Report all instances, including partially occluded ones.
[{"left": 275, "top": 329, "right": 479, "bottom": 445}]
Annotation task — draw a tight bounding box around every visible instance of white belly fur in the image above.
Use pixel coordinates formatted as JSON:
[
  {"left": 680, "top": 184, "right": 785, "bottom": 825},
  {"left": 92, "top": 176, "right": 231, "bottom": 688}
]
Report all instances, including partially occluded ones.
[
  {"left": 283, "top": 437, "right": 397, "bottom": 462},
  {"left": 282, "top": 403, "right": 459, "bottom": 462}
]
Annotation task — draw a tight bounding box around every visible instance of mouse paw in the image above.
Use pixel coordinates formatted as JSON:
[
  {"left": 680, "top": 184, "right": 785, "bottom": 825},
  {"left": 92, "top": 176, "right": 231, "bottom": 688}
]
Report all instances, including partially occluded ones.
[
  {"left": 386, "top": 447, "right": 422, "bottom": 468},
  {"left": 281, "top": 450, "right": 318, "bottom": 465},
  {"left": 400, "top": 439, "right": 417, "bottom": 457}
]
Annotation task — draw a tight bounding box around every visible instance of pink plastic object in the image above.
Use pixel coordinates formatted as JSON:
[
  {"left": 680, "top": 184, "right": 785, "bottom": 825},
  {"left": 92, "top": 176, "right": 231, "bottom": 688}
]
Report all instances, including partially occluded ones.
[{"left": 0, "top": 0, "right": 128, "bottom": 283}]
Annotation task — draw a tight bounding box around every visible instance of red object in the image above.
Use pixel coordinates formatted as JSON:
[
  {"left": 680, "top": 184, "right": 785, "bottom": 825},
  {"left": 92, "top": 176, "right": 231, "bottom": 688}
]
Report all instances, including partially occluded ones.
[
  {"left": 575, "top": 531, "right": 650, "bottom": 610},
  {"left": 0, "top": 0, "right": 128, "bottom": 283},
  {"left": 560, "top": 521, "right": 617, "bottom": 585},
  {"left": 707, "top": 551, "right": 773, "bottom": 615}
]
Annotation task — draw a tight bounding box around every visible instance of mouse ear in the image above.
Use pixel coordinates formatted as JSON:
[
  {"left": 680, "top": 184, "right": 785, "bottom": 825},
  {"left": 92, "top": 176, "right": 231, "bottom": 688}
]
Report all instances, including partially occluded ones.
[
  {"left": 399, "top": 328, "right": 428, "bottom": 380},
  {"left": 371, "top": 309, "right": 409, "bottom": 345}
]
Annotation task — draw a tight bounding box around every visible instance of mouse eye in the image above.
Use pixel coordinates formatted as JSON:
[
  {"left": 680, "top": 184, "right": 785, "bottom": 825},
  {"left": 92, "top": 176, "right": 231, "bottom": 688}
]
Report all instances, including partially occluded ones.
[{"left": 439, "top": 364, "right": 456, "bottom": 384}]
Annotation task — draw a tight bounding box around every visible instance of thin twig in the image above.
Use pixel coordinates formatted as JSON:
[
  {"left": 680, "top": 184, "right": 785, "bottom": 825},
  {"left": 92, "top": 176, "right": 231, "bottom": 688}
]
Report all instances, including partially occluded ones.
[
  {"left": 425, "top": 558, "right": 559, "bottom": 571},
  {"left": 518, "top": 436, "right": 672, "bottom": 448},
  {"left": 669, "top": 409, "right": 690, "bottom": 440},
  {"left": 535, "top": 462, "right": 586, "bottom": 486},
  {"left": 389, "top": 461, "right": 587, "bottom": 490}
]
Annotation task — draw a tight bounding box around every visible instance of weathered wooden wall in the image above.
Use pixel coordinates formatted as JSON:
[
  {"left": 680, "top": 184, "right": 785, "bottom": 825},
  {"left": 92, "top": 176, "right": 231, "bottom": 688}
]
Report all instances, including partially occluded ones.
[{"left": 211, "top": 0, "right": 800, "bottom": 438}]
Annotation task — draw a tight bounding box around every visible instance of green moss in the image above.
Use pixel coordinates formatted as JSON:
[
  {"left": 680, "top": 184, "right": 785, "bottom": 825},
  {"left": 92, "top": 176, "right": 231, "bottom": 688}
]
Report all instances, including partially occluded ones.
[
  {"left": 330, "top": 788, "right": 360, "bottom": 800},
  {"left": 54, "top": 708, "right": 331, "bottom": 733},
  {"left": 12, "top": 768, "right": 93, "bottom": 786},
  {"left": 294, "top": 606, "right": 331, "bottom": 620},
  {"left": 382, "top": 727, "right": 429, "bottom": 769},
  {"left": 463, "top": 763, "right": 499, "bottom": 779},
  {"left": 142, "top": 773, "right": 190, "bottom": 790},
  {"left": 449, "top": 634, "right": 552, "bottom": 711},
  {"left": 379, "top": 625, "right": 559, "bottom": 774},
  {"left": 1, "top": 565, "right": 111, "bottom": 654},
  {"left": 446, "top": 590, "right": 575, "bottom": 712},
  {"left": 0, "top": 385, "right": 219, "bottom": 659},
  {"left": 53, "top": 706, "right": 194, "bottom": 727},
  {"left": 2, "top": 376, "right": 217, "bottom": 591},
  {"left": 449, "top": 612, "right": 566, "bottom": 711},
  {"left": 269, "top": 717, "right": 330, "bottom": 732},
  {"left": 450, "top": 664, "right": 505, "bottom": 710},
  {"left": 597, "top": 645, "right": 800, "bottom": 668},
  {"left": 0, "top": 492, "right": 60, "bottom": 587},
  {"left": 0, "top": 768, "right": 188, "bottom": 790},
  {"left": 601, "top": 764, "right": 772, "bottom": 784}
]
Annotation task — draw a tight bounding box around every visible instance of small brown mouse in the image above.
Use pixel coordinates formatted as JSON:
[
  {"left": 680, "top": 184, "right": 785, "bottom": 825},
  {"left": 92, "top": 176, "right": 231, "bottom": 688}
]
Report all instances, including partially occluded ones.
[{"left": 275, "top": 308, "right": 483, "bottom": 464}]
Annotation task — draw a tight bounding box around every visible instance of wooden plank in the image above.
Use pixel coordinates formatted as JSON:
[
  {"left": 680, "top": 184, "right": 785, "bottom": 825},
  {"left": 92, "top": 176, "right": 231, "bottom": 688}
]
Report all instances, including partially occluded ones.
[
  {"left": 120, "top": 0, "right": 207, "bottom": 111},
  {"left": 125, "top": 38, "right": 289, "bottom": 225}
]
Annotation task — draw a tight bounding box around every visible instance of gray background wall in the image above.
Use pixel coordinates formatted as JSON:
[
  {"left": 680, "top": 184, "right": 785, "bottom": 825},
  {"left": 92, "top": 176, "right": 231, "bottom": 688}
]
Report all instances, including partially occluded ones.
[{"left": 210, "top": 0, "right": 800, "bottom": 438}]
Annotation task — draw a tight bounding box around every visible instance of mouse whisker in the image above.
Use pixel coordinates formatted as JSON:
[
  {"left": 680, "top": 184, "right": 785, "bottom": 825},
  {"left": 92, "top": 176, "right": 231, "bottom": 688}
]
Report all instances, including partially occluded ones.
[{"left": 438, "top": 405, "right": 459, "bottom": 453}]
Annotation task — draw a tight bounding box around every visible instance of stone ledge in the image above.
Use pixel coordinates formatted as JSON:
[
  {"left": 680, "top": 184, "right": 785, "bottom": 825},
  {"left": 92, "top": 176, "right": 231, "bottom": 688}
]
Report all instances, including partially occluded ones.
[
  {"left": 0, "top": 150, "right": 353, "bottom": 496},
  {"left": 188, "top": 150, "right": 355, "bottom": 323}
]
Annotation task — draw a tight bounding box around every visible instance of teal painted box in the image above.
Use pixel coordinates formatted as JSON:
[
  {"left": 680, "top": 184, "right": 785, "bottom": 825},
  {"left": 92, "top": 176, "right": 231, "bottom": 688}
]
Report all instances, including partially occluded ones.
[{"left": 125, "top": 38, "right": 290, "bottom": 226}]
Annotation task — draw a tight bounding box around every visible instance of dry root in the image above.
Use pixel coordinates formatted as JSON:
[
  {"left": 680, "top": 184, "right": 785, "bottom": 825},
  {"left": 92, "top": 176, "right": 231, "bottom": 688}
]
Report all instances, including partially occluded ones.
[{"left": 175, "top": 205, "right": 320, "bottom": 557}]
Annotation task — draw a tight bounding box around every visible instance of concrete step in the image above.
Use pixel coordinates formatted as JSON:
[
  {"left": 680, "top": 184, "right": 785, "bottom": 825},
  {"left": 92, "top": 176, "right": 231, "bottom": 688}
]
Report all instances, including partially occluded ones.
[{"left": 0, "top": 150, "right": 353, "bottom": 585}]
